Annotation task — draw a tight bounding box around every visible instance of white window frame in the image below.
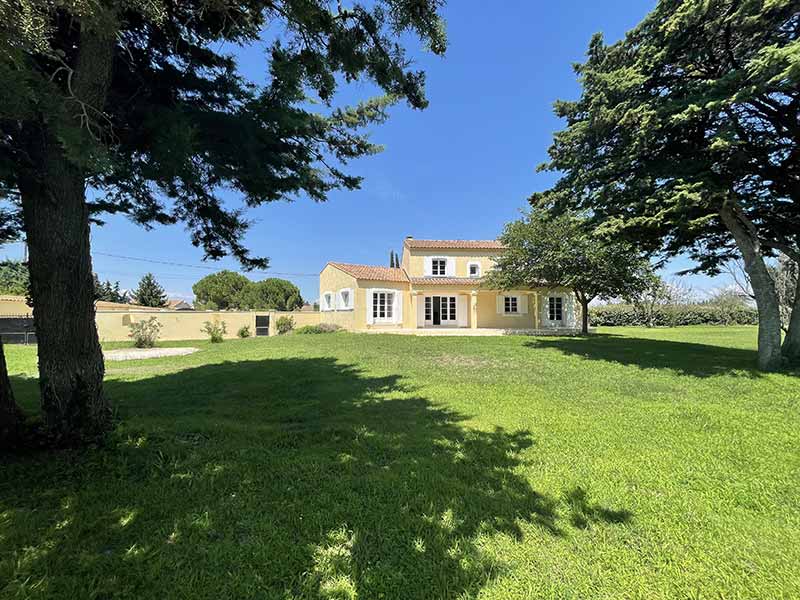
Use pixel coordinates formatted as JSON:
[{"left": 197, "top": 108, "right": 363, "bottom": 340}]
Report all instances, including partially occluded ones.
[
  {"left": 321, "top": 291, "right": 334, "bottom": 312},
  {"left": 431, "top": 257, "right": 447, "bottom": 277},
  {"left": 504, "top": 295, "right": 519, "bottom": 315},
  {"left": 337, "top": 288, "right": 353, "bottom": 311},
  {"left": 372, "top": 290, "right": 396, "bottom": 323},
  {"left": 467, "top": 262, "right": 481, "bottom": 278},
  {"left": 548, "top": 296, "right": 564, "bottom": 321},
  {"left": 424, "top": 295, "right": 457, "bottom": 325}
]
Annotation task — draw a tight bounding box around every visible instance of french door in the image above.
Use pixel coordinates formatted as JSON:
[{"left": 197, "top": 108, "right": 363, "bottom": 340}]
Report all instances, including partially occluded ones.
[{"left": 425, "top": 295, "right": 457, "bottom": 326}]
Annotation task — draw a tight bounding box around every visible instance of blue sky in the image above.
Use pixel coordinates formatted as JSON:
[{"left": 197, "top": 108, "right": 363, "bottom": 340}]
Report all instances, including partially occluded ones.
[{"left": 3, "top": 0, "right": 729, "bottom": 302}]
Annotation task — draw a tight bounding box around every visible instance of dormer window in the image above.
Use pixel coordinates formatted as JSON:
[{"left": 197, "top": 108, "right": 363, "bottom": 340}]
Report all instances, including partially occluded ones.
[
  {"left": 468, "top": 262, "right": 481, "bottom": 278},
  {"left": 432, "top": 259, "right": 447, "bottom": 276}
]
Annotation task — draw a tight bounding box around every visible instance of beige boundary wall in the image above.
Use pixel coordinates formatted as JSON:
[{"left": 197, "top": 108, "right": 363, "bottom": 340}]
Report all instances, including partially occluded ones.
[{"left": 96, "top": 309, "right": 321, "bottom": 342}]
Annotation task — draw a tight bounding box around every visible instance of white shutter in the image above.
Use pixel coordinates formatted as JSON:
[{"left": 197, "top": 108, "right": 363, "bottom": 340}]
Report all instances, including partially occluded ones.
[
  {"left": 445, "top": 257, "right": 455, "bottom": 277},
  {"left": 519, "top": 294, "right": 528, "bottom": 314},
  {"left": 457, "top": 295, "right": 468, "bottom": 327},
  {"left": 541, "top": 295, "right": 552, "bottom": 328},
  {"left": 416, "top": 295, "right": 425, "bottom": 327},
  {"left": 565, "top": 295, "right": 575, "bottom": 327},
  {"left": 496, "top": 294, "right": 504, "bottom": 314},
  {"left": 424, "top": 257, "right": 433, "bottom": 276},
  {"left": 393, "top": 291, "right": 402, "bottom": 324},
  {"left": 366, "top": 289, "right": 374, "bottom": 324}
]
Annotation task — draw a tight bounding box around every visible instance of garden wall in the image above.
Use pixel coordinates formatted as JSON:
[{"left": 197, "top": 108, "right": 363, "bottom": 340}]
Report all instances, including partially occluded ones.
[{"left": 96, "top": 309, "right": 321, "bottom": 341}]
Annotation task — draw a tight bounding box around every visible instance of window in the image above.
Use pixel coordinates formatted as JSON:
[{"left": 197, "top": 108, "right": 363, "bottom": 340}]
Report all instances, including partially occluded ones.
[
  {"left": 424, "top": 296, "right": 456, "bottom": 323},
  {"left": 338, "top": 289, "right": 352, "bottom": 310},
  {"left": 372, "top": 291, "right": 394, "bottom": 322},
  {"left": 504, "top": 296, "right": 518, "bottom": 314},
  {"left": 322, "top": 292, "right": 334, "bottom": 311},
  {"left": 255, "top": 315, "right": 270, "bottom": 336},
  {"left": 468, "top": 262, "right": 481, "bottom": 278},
  {"left": 548, "top": 296, "right": 563, "bottom": 321},
  {"left": 432, "top": 259, "right": 447, "bottom": 276}
]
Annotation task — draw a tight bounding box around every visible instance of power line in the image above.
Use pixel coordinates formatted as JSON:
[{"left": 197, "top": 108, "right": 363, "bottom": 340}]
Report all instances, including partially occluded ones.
[{"left": 93, "top": 251, "right": 319, "bottom": 278}]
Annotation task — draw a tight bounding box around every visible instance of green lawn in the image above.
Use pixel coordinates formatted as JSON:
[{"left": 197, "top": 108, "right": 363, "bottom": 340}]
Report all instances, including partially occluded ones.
[{"left": 1, "top": 327, "right": 798, "bottom": 599}]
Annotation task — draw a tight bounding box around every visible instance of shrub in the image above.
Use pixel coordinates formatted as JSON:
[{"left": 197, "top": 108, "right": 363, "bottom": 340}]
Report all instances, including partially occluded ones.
[
  {"left": 202, "top": 320, "right": 227, "bottom": 343},
  {"left": 590, "top": 303, "right": 759, "bottom": 327},
  {"left": 275, "top": 315, "right": 294, "bottom": 335},
  {"left": 237, "top": 325, "right": 251, "bottom": 338},
  {"left": 128, "top": 316, "right": 162, "bottom": 348},
  {"left": 295, "top": 323, "right": 343, "bottom": 335}
]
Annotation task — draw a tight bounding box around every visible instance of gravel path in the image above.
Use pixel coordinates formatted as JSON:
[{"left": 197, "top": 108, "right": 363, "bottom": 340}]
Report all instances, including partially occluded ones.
[{"left": 104, "top": 347, "right": 199, "bottom": 361}]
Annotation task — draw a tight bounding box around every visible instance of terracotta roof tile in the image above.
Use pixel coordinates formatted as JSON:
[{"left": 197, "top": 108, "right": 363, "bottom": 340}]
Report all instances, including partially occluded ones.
[
  {"left": 403, "top": 239, "right": 505, "bottom": 250},
  {"left": 328, "top": 262, "right": 409, "bottom": 283},
  {"left": 409, "top": 277, "right": 485, "bottom": 286}
]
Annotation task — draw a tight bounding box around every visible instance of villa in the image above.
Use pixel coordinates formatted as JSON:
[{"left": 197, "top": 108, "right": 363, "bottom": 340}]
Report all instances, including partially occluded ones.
[{"left": 318, "top": 237, "right": 579, "bottom": 333}]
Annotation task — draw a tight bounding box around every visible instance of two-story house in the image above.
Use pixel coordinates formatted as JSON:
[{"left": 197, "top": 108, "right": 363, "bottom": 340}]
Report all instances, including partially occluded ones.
[{"left": 318, "top": 237, "right": 578, "bottom": 332}]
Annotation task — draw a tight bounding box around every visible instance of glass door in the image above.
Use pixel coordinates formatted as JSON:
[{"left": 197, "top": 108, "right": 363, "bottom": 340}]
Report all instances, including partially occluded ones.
[{"left": 425, "top": 296, "right": 456, "bottom": 326}]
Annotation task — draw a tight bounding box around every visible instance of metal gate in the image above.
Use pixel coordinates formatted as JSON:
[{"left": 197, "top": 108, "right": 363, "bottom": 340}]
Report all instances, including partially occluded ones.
[
  {"left": 0, "top": 316, "right": 37, "bottom": 344},
  {"left": 255, "top": 314, "right": 270, "bottom": 336}
]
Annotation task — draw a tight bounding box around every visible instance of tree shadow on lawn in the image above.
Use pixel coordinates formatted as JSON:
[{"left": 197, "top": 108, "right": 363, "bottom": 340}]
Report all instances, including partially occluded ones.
[
  {"left": 524, "top": 333, "right": 795, "bottom": 378},
  {"left": 1, "top": 358, "right": 632, "bottom": 600}
]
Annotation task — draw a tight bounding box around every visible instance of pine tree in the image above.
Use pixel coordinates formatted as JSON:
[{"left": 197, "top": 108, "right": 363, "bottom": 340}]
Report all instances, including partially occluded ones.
[
  {"left": 538, "top": 1, "right": 799, "bottom": 370},
  {"left": 0, "top": 1, "right": 446, "bottom": 444},
  {"left": 133, "top": 273, "right": 168, "bottom": 308}
]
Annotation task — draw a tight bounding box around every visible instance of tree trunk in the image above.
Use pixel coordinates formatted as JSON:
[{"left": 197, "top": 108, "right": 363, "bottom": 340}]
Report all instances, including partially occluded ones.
[
  {"left": 18, "top": 147, "right": 110, "bottom": 443},
  {"left": 0, "top": 338, "right": 24, "bottom": 448},
  {"left": 580, "top": 298, "right": 590, "bottom": 335},
  {"left": 782, "top": 272, "right": 800, "bottom": 362},
  {"left": 14, "top": 27, "right": 115, "bottom": 444},
  {"left": 720, "top": 203, "right": 783, "bottom": 371}
]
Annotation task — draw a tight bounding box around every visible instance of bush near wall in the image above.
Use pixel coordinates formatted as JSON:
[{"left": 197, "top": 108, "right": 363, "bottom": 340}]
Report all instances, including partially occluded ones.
[{"left": 590, "top": 304, "right": 759, "bottom": 327}]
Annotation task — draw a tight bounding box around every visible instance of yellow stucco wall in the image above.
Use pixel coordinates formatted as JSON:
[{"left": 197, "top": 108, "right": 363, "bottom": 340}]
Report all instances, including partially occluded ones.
[
  {"left": 402, "top": 248, "right": 501, "bottom": 278},
  {"left": 474, "top": 291, "right": 537, "bottom": 329},
  {"left": 355, "top": 279, "right": 413, "bottom": 330},
  {"left": 319, "top": 264, "right": 358, "bottom": 329},
  {"left": 319, "top": 264, "right": 413, "bottom": 331},
  {"left": 0, "top": 296, "right": 31, "bottom": 316},
  {"left": 95, "top": 310, "right": 321, "bottom": 342}
]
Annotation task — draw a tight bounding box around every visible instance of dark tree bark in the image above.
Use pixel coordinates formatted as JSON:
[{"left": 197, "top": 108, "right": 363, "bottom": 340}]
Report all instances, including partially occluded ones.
[
  {"left": 575, "top": 291, "right": 591, "bottom": 335},
  {"left": 14, "top": 29, "right": 115, "bottom": 443},
  {"left": 18, "top": 146, "right": 110, "bottom": 442},
  {"left": 720, "top": 203, "right": 784, "bottom": 371},
  {"left": 0, "top": 338, "right": 24, "bottom": 448},
  {"left": 782, "top": 274, "right": 800, "bottom": 363}
]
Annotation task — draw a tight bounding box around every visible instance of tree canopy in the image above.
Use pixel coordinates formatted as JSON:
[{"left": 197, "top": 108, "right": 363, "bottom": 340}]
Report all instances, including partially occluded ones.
[
  {"left": 192, "top": 270, "right": 250, "bottom": 310},
  {"left": 236, "top": 278, "right": 303, "bottom": 311},
  {"left": 485, "top": 211, "right": 652, "bottom": 334},
  {"left": 93, "top": 274, "right": 128, "bottom": 304},
  {"left": 0, "top": 261, "right": 29, "bottom": 296},
  {"left": 536, "top": 0, "right": 799, "bottom": 369},
  {"left": 0, "top": 0, "right": 447, "bottom": 265}
]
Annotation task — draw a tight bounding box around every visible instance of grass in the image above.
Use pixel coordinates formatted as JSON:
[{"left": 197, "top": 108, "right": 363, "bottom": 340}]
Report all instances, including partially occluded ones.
[{"left": 1, "top": 326, "right": 798, "bottom": 599}]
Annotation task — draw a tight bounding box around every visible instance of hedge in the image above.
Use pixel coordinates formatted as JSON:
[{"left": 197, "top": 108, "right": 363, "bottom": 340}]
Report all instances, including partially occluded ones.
[
  {"left": 590, "top": 303, "right": 759, "bottom": 327},
  {"left": 295, "top": 323, "right": 343, "bottom": 334}
]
